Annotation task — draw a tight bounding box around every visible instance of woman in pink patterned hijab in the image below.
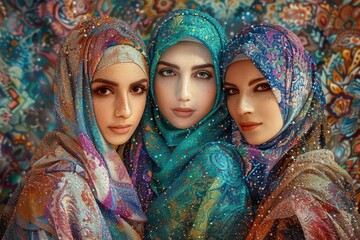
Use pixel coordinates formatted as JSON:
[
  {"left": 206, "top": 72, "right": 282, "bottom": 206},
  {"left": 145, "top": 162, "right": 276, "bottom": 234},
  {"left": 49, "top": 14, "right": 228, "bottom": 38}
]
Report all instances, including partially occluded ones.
[{"left": 1, "top": 16, "right": 149, "bottom": 239}]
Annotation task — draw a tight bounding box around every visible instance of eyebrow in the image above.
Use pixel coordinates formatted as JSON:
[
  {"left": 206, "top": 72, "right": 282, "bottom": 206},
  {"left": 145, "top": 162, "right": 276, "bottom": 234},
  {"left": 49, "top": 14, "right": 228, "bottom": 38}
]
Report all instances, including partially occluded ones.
[
  {"left": 224, "top": 77, "right": 267, "bottom": 87},
  {"left": 192, "top": 63, "right": 214, "bottom": 70},
  {"left": 248, "top": 77, "right": 267, "bottom": 86},
  {"left": 158, "top": 61, "right": 179, "bottom": 69},
  {"left": 91, "top": 78, "right": 148, "bottom": 87},
  {"left": 224, "top": 82, "right": 236, "bottom": 87},
  {"left": 157, "top": 61, "right": 214, "bottom": 71},
  {"left": 92, "top": 78, "right": 118, "bottom": 86},
  {"left": 130, "top": 79, "right": 148, "bottom": 87}
]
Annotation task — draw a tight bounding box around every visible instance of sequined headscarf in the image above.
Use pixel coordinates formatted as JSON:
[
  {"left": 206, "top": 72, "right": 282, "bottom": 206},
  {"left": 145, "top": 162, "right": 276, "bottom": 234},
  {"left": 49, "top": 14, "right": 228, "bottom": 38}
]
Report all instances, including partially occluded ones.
[
  {"left": 142, "top": 9, "right": 230, "bottom": 192},
  {"left": 223, "top": 24, "right": 331, "bottom": 204},
  {"left": 4, "top": 16, "right": 148, "bottom": 236}
]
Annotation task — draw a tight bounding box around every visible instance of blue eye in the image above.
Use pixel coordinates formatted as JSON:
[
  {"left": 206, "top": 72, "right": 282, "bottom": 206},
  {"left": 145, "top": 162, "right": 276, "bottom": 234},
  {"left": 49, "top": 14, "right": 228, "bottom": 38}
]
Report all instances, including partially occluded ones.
[
  {"left": 160, "top": 69, "right": 175, "bottom": 77},
  {"left": 196, "top": 71, "right": 212, "bottom": 79}
]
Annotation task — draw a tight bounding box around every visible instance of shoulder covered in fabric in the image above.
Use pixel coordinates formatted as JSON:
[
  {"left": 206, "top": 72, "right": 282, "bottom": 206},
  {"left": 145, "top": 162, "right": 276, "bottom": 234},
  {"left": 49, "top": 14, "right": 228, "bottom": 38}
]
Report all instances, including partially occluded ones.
[
  {"left": 248, "top": 149, "right": 360, "bottom": 239},
  {"left": 194, "top": 141, "right": 245, "bottom": 184},
  {"left": 12, "top": 171, "right": 101, "bottom": 238},
  {"left": 294, "top": 149, "right": 353, "bottom": 183},
  {"left": 295, "top": 149, "right": 334, "bottom": 164},
  {"left": 279, "top": 149, "right": 358, "bottom": 215}
]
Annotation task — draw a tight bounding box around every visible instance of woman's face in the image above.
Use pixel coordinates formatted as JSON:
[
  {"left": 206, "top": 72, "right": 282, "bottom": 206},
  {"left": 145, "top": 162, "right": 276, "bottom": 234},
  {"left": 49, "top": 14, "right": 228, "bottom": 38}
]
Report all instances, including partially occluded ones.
[
  {"left": 92, "top": 62, "right": 148, "bottom": 149},
  {"left": 154, "top": 41, "right": 217, "bottom": 129},
  {"left": 224, "top": 59, "right": 283, "bottom": 145}
]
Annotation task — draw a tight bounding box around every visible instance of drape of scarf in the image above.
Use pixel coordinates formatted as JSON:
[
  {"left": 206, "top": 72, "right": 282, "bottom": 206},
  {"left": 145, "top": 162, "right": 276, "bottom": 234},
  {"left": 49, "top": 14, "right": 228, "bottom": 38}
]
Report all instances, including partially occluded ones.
[
  {"left": 1, "top": 16, "right": 147, "bottom": 239},
  {"left": 245, "top": 150, "right": 360, "bottom": 239},
  {"left": 126, "top": 9, "right": 254, "bottom": 239},
  {"left": 224, "top": 24, "right": 360, "bottom": 238},
  {"left": 142, "top": 9, "right": 231, "bottom": 193},
  {"left": 223, "top": 24, "right": 332, "bottom": 205}
]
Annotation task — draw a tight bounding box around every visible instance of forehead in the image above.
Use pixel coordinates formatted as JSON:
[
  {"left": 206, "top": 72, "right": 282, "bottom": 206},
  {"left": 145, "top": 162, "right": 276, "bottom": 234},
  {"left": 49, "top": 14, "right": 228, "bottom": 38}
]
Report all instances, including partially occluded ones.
[
  {"left": 225, "top": 60, "right": 264, "bottom": 83},
  {"left": 160, "top": 41, "right": 212, "bottom": 61}
]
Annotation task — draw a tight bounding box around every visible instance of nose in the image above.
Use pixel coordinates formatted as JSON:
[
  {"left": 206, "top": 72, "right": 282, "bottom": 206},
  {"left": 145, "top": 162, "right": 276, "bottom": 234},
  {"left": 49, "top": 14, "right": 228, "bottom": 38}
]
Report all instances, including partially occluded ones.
[
  {"left": 115, "top": 94, "right": 131, "bottom": 118},
  {"left": 236, "top": 94, "right": 254, "bottom": 115},
  {"left": 176, "top": 76, "right": 191, "bottom": 101}
]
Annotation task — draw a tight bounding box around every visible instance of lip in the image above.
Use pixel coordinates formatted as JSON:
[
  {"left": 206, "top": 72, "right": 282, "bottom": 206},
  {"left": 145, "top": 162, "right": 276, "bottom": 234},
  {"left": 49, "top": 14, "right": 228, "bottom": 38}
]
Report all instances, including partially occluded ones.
[
  {"left": 108, "top": 124, "right": 132, "bottom": 134},
  {"left": 172, "top": 107, "right": 195, "bottom": 118},
  {"left": 239, "top": 122, "right": 261, "bottom": 132}
]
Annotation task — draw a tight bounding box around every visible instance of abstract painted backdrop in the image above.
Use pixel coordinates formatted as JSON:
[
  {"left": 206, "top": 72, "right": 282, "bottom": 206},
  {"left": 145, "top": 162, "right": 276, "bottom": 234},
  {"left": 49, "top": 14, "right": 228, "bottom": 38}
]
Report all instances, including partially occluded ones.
[{"left": 0, "top": 0, "right": 359, "bottom": 212}]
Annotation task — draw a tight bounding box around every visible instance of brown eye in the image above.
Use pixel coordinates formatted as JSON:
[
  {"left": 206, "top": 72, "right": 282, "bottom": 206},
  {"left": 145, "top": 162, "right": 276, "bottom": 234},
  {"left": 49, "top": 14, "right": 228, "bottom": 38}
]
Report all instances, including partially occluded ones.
[
  {"left": 92, "top": 86, "right": 113, "bottom": 96},
  {"left": 224, "top": 88, "right": 239, "bottom": 95},
  {"left": 255, "top": 83, "right": 271, "bottom": 92},
  {"left": 130, "top": 84, "right": 147, "bottom": 94}
]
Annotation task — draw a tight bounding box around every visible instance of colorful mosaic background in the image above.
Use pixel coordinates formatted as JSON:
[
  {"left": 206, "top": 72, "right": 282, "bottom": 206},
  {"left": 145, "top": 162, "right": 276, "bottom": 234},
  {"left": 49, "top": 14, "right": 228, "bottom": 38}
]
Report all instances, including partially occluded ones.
[{"left": 0, "top": 0, "right": 359, "bottom": 212}]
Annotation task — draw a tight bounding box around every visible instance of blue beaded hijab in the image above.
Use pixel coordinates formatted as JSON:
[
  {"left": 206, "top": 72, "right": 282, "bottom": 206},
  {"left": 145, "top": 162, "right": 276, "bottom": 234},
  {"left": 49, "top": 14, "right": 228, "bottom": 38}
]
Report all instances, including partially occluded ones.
[
  {"left": 223, "top": 24, "right": 331, "bottom": 204},
  {"left": 141, "top": 9, "right": 231, "bottom": 193}
]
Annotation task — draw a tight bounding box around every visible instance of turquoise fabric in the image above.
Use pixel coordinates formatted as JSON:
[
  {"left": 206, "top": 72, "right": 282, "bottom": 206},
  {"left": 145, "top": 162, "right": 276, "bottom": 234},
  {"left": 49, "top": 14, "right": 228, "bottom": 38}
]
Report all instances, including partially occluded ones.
[
  {"left": 144, "top": 8, "right": 231, "bottom": 192},
  {"left": 129, "top": 9, "right": 254, "bottom": 239}
]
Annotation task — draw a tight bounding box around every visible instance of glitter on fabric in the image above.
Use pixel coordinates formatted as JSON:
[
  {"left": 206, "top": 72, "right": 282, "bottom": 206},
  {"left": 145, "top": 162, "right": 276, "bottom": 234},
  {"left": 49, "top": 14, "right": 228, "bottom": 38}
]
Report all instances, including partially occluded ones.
[
  {"left": 223, "top": 23, "right": 360, "bottom": 239},
  {"left": 0, "top": 16, "right": 147, "bottom": 239},
  {"left": 126, "top": 9, "right": 254, "bottom": 239},
  {"left": 96, "top": 45, "right": 148, "bottom": 78}
]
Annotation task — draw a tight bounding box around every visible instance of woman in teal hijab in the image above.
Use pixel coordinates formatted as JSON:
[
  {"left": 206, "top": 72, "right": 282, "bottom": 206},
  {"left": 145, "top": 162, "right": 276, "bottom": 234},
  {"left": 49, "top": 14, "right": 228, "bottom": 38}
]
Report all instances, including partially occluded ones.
[{"left": 127, "top": 9, "right": 253, "bottom": 239}]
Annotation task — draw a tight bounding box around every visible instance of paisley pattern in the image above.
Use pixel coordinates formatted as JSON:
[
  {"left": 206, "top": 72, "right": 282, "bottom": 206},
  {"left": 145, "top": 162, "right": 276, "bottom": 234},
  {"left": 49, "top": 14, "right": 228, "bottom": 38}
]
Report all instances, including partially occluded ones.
[
  {"left": 0, "top": 16, "right": 147, "bottom": 239},
  {"left": 126, "top": 9, "right": 253, "bottom": 238},
  {"left": 224, "top": 23, "right": 360, "bottom": 239},
  {"left": 0, "top": 0, "right": 359, "bottom": 213},
  {"left": 223, "top": 23, "right": 331, "bottom": 206}
]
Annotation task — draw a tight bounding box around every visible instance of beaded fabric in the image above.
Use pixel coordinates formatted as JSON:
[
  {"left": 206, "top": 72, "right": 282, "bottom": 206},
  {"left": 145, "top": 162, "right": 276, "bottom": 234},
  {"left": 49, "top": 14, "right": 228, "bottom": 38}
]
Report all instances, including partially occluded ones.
[
  {"left": 143, "top": 8, "right": 232, "bottom": 196},
  {"left": 127, "top": 9, "right": 254, "bottom": 239},
  {"left": 224, "top": 24, "right": 360, "bottom": 239},
  {"left": 223, "top": 23, "right": 332, "bottom": 205},
  {"left": 0, "top": 16, "right": 147, "bottom": 239}
]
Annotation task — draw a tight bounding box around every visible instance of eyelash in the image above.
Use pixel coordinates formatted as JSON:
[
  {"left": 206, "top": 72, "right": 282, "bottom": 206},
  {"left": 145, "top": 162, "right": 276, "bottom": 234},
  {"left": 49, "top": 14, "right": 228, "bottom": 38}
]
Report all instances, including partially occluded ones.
[
  {"left": 130, "top": 84, "right": 148, "bottom": 94},
  {"left": 92, "top": 86, "right": 113, "bottom": 96},
  {"left": 159, "top": 69, "right": 175, "bottom": 77},
  {"left": 91, "top": 84, "right": 148, "bottom": 96},
  {"left": 195, "top": 71, "right": 212, "bottom": 80},
  {"left": 158, "top": 69, "right": 213, "bottom": 80},
  {"left": 255, "top": 83, "right": 271, "bottom": 91},
  {"left": 224, "top": 88, "right": 238, "bottom": 96},
  {"left": 224, "top": 83, "right": 271, "bottom": 96}
]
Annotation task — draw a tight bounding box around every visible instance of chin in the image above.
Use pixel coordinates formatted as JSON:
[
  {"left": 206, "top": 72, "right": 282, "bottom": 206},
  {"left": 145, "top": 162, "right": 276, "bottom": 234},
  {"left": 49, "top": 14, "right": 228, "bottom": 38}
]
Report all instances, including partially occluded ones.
[
  {"left": 107, "top": 137, "right": 132, "bottom": 147},
  {"left": 172, "top": 123, "right": 194, "bottom": 129}
]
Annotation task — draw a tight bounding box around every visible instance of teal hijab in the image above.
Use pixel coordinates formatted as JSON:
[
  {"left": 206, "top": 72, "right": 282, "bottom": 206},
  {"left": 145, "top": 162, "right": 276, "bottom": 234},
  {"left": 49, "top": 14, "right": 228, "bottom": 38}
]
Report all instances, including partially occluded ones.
[{"left": 142, "top": 9, "right": 230, "bottom": 192}]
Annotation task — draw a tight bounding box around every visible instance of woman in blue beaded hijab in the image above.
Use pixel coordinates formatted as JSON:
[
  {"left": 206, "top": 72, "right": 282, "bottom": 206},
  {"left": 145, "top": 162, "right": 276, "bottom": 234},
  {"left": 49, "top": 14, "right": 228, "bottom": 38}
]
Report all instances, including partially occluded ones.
[
  {"left": 223, "top": 24, "right": 360, "bottom": 239},
  {"left": 127, "top": 9, "right": 253, "bottom": 239}
]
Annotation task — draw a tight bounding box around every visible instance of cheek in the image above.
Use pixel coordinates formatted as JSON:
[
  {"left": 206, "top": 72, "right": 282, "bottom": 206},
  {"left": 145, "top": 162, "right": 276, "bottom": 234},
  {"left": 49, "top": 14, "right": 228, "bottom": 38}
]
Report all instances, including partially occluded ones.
[
  {"left": 262, "top": 99, "right": 283, "bottom": 125},
  {"left": 131, "top": 96, "right": 147, "bottom": 116},
  {"left": 226, "top": 97, "right": 238, "bottom": 118},
  {"left": 155, "top": 90, "right": 170, "bottom": 107},
  {"left": 154, "top": 79, "right": 172, "bottom": 102},
  {"left": 92, "top": 99, "right": 107, "bottom": 122},
  {"left": 93, "top": 98, "right": 105, "bottom": 120},
  {"left": 197, "top": 80, "right": 216, "bottom": 96}
]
